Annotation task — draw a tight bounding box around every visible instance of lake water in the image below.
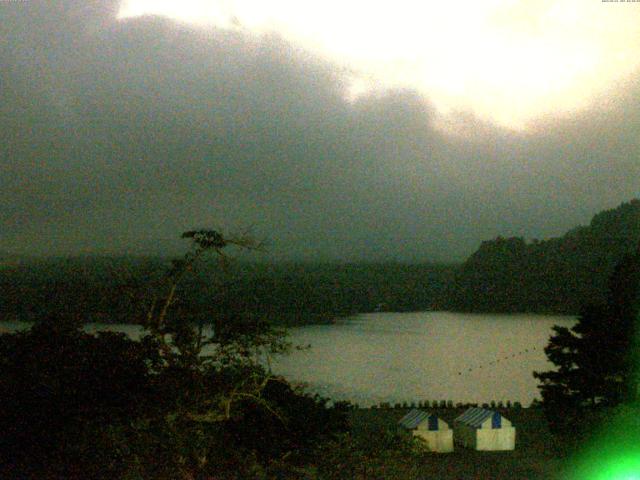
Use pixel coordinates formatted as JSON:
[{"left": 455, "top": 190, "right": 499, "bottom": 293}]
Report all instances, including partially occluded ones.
[
  {"left": 271, "top": 312, "right": 575, "bottom": 406},
  {"left": 0, "top": 311, "right": 574, "bottom": 407}
]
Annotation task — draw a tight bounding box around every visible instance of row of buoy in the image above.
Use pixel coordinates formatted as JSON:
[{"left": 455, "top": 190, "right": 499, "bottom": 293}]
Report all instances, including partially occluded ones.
[{"left": 456, "top": 346, "right": 539, "bottom": 375}]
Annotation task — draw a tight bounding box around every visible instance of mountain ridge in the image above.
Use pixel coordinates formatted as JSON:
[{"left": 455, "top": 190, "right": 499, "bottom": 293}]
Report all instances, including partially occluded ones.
[{"left": 446, "top": 199, "right": 640, "bottom": 314}]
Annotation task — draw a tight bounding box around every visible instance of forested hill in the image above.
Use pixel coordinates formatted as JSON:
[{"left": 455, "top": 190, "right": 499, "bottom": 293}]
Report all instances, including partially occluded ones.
[
  {"left": 0, "top": 259, "right": 454, "bottom": 326},
  {"left": 446, "top": 199, "right": 640, "bottom": 314},
  {"left": 2, "top": 200, "right": 638, "bottom": 323}
]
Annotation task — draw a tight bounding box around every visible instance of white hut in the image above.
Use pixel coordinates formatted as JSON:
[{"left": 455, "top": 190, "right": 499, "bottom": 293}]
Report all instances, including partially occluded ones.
[
  {"left": 453, "top": 407, "right": 515, "bottom": 451},
  {"left": 398, "top": 409, "right": 454, "bottom": 453}
]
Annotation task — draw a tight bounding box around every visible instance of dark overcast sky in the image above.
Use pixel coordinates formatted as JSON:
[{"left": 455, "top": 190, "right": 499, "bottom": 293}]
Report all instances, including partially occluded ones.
[{"left": 1, "top": 1, "right": 639, "bottom": 262}]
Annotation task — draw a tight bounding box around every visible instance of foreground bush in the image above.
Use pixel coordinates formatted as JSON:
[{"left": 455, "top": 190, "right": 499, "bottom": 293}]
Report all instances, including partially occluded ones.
[
  {"left": 0, "top": 318, "right": 158, "bottom": 477},
  {"left": 0, "top": 230, "right": 351, "bottom": 479},
  {"left": 0, "top": 319, "right": 351, "bottom": 479},
  {"left": 316, "top": 429, "right": 427, "bottom": 479}
]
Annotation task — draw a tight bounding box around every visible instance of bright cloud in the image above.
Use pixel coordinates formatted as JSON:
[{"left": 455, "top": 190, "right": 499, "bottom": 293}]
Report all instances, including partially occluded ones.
[{"left": 118, "top": 0, "right": 640, "bottom": 130}]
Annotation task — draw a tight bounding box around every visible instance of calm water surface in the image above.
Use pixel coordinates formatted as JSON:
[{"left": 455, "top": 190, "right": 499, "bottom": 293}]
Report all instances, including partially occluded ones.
[
  {"left": 272, "top": 311, "right": 575, "bottom": 406},
  {"left": 0, "top": 311, "right": 574, "bottom": 406}
]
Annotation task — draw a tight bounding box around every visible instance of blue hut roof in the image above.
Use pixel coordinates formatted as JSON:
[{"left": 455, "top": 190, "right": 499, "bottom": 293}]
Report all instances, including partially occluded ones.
[
  {"left": 454, "top": 407, "right": 501, "bottom": 428},
  {"left": 398, "top": 409, "right": 440, "bottom": 430}
]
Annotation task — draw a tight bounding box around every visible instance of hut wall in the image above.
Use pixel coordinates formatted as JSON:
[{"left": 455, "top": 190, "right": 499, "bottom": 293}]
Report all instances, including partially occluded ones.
[
  {"left": 475, "top": 427, "right": 516, "bottom": 451},
  {"left": 414, "top": 429, "right": 454, "bottom": 453}
]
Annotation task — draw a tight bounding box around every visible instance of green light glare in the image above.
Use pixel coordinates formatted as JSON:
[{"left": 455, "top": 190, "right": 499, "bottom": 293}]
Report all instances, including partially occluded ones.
[
  {"left": 563, "top": 402, "right": 640, "bottom": 480},
  {"left": 569, "top": 450, "right": 640, "bottom": 480},
  {"left": 590, "top": 455, "right": 640, "bottom": 480}
]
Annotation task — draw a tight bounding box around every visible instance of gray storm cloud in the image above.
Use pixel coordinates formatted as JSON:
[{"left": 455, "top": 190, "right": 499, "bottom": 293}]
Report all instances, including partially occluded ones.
[{"left": 1, "top": 1, "right": 639, "bottom": 261}]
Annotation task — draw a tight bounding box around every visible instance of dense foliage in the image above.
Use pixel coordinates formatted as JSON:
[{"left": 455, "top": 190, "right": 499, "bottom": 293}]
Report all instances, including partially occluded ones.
[
  {"left": 447, "top": 199, "right": 640, "bottom": 313},
  {"left": 0, "top": 259, "right": 454, "bottom": 326},
  {"left": 0, "top": 318, "right": 159, "bottom": 477},
  {"left": 0, "top": 231, "right": 352, "bottom": 479},
  {"left": 533, "top": 244, "right": 640, "bottom": 446},
  {"left": 0, "top": 319, "right": 353, "bottom": 478}
]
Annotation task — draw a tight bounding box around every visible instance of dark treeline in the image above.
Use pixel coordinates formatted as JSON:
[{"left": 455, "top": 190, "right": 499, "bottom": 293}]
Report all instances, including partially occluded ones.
[
  {"left": 445, "top": 199, "right": 640, "bottom": 314},
  {"left": 1, "top": 230, "right": 452, "bottom": 479},
  {"left": 0, "top": 258, "right": 455, "bottom": 326},
  {"left": 2, "top": 199, "right": 638, "bottom": 322}
]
